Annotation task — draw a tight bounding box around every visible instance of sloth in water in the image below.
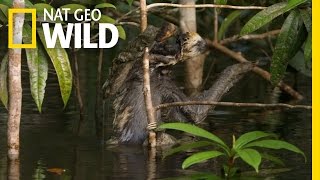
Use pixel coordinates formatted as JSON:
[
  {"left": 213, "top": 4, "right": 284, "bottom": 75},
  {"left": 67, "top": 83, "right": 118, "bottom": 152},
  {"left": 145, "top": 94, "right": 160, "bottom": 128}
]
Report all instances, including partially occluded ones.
[{"left": 104, "top": 24, "right": 253, "bottom": 145}]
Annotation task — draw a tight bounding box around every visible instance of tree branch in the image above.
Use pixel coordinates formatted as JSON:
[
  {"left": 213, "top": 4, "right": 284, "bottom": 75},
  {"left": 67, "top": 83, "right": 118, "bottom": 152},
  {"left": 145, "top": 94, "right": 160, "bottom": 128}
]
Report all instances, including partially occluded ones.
[
  {"left": 206, "top": 40, "right": 304, "bottom": 100},
  {"left": 155, "top": 101, "right": 311, "bottom": 110},
  {"left": 147, "top": 3, "right": 266, "bottom": 10},
  {"left": 220, "top": 29, "right": 281, "bottom": 45}
]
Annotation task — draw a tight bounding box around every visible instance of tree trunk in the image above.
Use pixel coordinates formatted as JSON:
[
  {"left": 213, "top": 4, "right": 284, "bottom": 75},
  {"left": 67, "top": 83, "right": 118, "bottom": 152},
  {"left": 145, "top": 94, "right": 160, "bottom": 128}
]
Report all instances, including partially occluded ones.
[
  {"left": 8, "top": 0, "right": 24, "bottom": 161},
  {"left": 179, "top": 0, "right": 205, "bottom": 96}
]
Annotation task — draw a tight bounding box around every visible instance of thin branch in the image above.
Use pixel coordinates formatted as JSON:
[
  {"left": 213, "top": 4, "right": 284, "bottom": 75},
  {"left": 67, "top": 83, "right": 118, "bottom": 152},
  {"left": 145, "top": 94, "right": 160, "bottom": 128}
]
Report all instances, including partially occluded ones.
[
  {"left": 147, "top": 3, "right": 266, "bottom": 10},
  {"left": 140, "top": 0, "right": 148, "bottom": 32},
  {"left": 207, "top": 40, "right": 304, "bottom": 100},
  {"left": 220, "top": 29, "right": 281, "bottom": 45},
  {"left": 142, "top": 48, "right": 157, "bottom": 147},
  {"left": 214, "top": 8, "right": 218, "bottom": 43},
  {"left": 155, "top": 101, "right": 311, "bottom": 110}
]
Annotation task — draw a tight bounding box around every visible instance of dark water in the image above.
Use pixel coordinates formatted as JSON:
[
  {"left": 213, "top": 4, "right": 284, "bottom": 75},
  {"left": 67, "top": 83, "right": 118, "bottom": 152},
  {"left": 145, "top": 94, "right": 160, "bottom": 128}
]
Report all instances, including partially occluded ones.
[{"left": 0, "top": 44, "right": 311, "bottom": 179}]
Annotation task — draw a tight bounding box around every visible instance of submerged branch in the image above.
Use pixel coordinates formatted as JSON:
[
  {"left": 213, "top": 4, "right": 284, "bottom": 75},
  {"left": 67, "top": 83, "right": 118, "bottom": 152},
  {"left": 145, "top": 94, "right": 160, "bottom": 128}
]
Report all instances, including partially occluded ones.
[{"left": 155, "top": 101, "right": 311, "bottom": 110}]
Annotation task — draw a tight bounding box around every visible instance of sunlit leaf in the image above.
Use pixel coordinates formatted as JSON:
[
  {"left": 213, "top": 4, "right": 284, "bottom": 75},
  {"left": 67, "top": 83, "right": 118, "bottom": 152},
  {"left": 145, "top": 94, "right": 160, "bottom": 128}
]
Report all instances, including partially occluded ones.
[
  {"left": 218, "top": 10, "right": 242, "bottom": 40},
  {"left": 23, "top": 24, "right": 48, "bottom": 112},
  {"left": 60, "top": 4, "right": 86, "bottom": 14},
  {"left": 0, "top": 53, "right": 8, "bottom": 108},
  {"left": 270, "top": 10, "right": 302, "bottom": 85},
  {"left": 261, "top": 153, "right": 285, "bottom": 167},
  {"left": 240, "top": 0, "right": 307, "bottom": 35},
  {"left": 236, "top": 148, "right": 261, "bottom": 173},
  {"left": 33, "top": 3, "right": 56, "bottom": 19},
  {"left": 182, "top": 150, "right": 224, "bottom": 169},
  {"left": 304, "top": 32, "right": 312, "bottom": 65},
  {"left": 159, "top": 123, "right": 230, "bottom": 154},
  {"left": 163, "top": 141, "right": 213, "bottom": 158},
  {"left": 95, "top": 3, "right": 116, "bottom": 9},
  {"left": 244, "top": 140, "right": 306, "bottom": 162},
  {"left": 234, "top": 131, "right": 276, "bottom": 150},
  {"left": 116, "top": 25, "right": 126, "bottom": 40},
  {"left": 99, "top": 14, "right": 115, "bottom": 24},
  {"left": 37, "top": 28, "right": 73, "bottom": 107}
]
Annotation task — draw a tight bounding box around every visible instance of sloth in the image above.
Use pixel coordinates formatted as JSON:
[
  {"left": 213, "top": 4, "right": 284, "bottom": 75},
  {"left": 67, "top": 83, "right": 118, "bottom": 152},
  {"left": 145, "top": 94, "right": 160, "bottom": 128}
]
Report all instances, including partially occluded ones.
[{"left": 103, "top": 24, "right": 253, "bottom": 144}]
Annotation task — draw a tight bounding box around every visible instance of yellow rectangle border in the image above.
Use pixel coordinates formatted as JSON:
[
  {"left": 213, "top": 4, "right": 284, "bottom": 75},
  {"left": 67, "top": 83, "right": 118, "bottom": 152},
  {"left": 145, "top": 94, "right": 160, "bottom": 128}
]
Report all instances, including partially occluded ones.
[{"left": 8, "top": 8, "right": 36, "bottom": 49}]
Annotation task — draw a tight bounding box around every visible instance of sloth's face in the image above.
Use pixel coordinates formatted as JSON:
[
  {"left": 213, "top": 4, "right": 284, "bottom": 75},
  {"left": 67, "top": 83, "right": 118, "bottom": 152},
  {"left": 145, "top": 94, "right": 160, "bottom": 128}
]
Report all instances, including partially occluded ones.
[{"left": 178, "top": 32, "right": 207, "bottom": 60}]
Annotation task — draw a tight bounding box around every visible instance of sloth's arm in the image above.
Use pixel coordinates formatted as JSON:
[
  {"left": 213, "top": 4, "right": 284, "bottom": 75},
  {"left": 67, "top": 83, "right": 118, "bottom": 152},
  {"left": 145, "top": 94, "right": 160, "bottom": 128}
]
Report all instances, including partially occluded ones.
[{"left": 161, "top": 63, "right": 254, "bottom": 123}]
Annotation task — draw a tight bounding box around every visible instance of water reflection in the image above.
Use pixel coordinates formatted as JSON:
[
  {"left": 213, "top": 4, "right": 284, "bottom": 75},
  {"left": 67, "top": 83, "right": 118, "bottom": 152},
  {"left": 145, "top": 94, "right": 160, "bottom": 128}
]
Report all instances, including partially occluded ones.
[{"left": 0, "top": 47, "right": 311, "bottom": 179}]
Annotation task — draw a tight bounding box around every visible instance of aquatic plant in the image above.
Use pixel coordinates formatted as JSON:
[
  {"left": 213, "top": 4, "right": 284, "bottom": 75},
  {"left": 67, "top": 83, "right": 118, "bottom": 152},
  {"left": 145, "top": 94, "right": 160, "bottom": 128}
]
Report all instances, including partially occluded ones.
[{"left": 159, "top": 123, "right": 306, "bottom": 178}]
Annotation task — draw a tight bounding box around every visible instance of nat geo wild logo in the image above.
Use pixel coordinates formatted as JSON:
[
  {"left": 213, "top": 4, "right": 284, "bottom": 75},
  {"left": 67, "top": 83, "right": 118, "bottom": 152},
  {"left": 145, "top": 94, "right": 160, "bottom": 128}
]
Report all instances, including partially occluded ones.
[{"left": 8, "top": 7, "right": 119, "bottom": 49}]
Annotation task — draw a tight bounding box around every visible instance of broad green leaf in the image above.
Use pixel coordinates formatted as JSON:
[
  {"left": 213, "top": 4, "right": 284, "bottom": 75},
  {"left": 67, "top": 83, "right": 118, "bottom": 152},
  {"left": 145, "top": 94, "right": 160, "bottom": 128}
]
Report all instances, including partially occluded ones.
[
  {"left": 37, "top": 28, "right": 72, "bottom": 107},
  {"left": 0, "top": 10, "right": 6, "bottom": 23},
  {"left": 0, "top": 4, "right": 9, "bottom": 17},
  {"left": 236, "top": 148, "right": 261, "bottom": 172},
  {"left": 23, "top": 24, "right": 48, "bottom": 112},
  {"left": 99, "top": 14, "right": 115, "bottom": 24},
  {"left": 270, "top": 10, "right": 301, "bottom": 85},
  {"left": 0, "top": 53, "right": 8, "bottom": 108},
  {"left": 299, "top": 8, "right": 311, "bottom": 32},
  {"left": 182, "top": 150, "right": 224, "bottom": 169},
  {"left": 159, "top": 123, "right": 230, "bottom": 154},
  {"left": 289, "top": 51, "right": 311, "bottom": 77},
  {"left": 261, "top": 153, "right": 285, "bottom": 166},
  {"left": 244, "top": 140, "right": 306, "bottom": 161},
  {"left": 60, "top": 4, "right": 86, "bottom": 14},
  {"left": 163, "top": 141, "right": 213, "bottom": 158},
  {"left": 234, "top": 131, "right": 276, "bottom": 150},
  {"left": 304, "top": 32, "right": 312, "bottom": 64},
  {"left": 127, "top": 0, "right": 134, "bottom": 6},
  {"left": 218, "top": 10, "right": 242, "bottom": 40},
  {"left": 116, "top": 25, "right": 126, "bottom": 40},
  {"left": 240, "top": 0, "right": 307, "bottom": 35},
  {"left": 95, "top": 3, "right": 116, "bottom": 9},
  {"left": 33, "top": 3, "right": 56, "bottom": 18}
]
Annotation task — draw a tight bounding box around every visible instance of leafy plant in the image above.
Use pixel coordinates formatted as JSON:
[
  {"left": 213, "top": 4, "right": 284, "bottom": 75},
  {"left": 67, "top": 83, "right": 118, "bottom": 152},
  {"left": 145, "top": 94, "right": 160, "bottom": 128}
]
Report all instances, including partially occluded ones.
[
  {"left": 159, "top": 123, "right": 306, "bottom": 178},
  {"left": 0, "top": 1, "right": 127, "bottom": 110},
  {"left": 239, "top": 0, "right": 311, "bottom": 85}
]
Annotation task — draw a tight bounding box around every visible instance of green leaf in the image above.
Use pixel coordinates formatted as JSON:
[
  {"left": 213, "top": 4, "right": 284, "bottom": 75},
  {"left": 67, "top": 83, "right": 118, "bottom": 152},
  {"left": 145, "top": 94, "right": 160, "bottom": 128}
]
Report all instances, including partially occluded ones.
[
  {"left": 60, "top": 4, "right": 86, "bottom": 14},
  {"left": 0, "top": 9, "right": 7, "bottom": 23},
  {"left": 240, "top": 0, "right": 307, "bottom": 35},
  {"left": 244, "top": 140, "right": 306, "bottom": 162},
  {"left": 159, "top": 123, "right": 230, "bottom": 154},
  {"left": 218, "top": 10, "right": 242, "bottom": 40},
  {"left": 236, "top": 148, "right": 261, "bottom": 173},
  {"left": 215, "top": 0, "right": 227, "bottom": 5},
  {"left": 163, "top": 141, "right": 213, "bottom": 158},
  {"left": 182, "top": 150, "right": 224, "bottom": 169},
  {"left": 0, "top": 53, "right": 8, "bottom": 109},
  {"left": 95, "top": 3, "right": 116, "bottom": 9},
  {"left": 261, "top": 153, "right": 285, "bottom": 166},
  {"left": 304, "top": 32, "right": 312, "bottom": 64},
  {"left": 116, "top": 25, "right": 126, "bottom": 40},
  {"left": 0, "top": 4, "right": 9, "bottom": 17},
  {"left": 234, "top": 131, "right": 276, "bottom": 150},
  {"left": 23, "top": 24, "right": 48, "bottom": 112},
  {"left": 299, "top": 8, "right": 311, "bottom": 32},
  {"left": 99, "top": 14, "right": 115, "bottom": 24},
  {"left": 270, "top": 10, "right": 302, "bottom": 85},
  {"left": 37, "top": 28, "right": 73, "bottom": 107},
  {"left": 127, "top": 0, "right": 134, "bottom": 6},
  {"left": 33, "top": 3, "right": 56, "bottom": 17},
  {"left": 289, "top": 51, "right": 311, "bottom": 77}
]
